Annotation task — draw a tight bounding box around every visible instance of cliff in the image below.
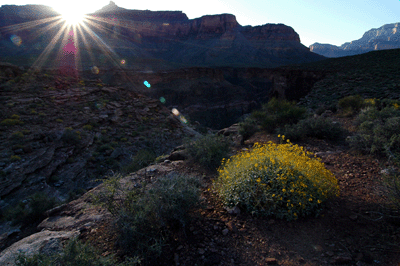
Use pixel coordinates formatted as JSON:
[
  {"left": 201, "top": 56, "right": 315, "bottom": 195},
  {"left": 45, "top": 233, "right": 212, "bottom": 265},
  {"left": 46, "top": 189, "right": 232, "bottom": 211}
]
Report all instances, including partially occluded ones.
[{"left": 0, "top": 2, "right": 324, "bottom": 69}]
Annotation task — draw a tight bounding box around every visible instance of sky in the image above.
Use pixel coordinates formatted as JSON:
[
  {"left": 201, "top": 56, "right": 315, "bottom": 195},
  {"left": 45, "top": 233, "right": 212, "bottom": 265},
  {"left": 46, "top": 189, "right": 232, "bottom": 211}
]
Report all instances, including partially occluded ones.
[{"left": 1, "top": 0, "right": 399, "bottom": 47}]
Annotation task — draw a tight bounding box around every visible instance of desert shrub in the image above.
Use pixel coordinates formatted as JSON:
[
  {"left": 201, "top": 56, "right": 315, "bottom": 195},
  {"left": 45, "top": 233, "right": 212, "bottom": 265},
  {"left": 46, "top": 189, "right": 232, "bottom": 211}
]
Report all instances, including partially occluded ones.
[
  {"left": 280, "top": 116, "right": 345, "bottom": 141},
  {"left": 347, "top": 106, "right": 400, "bottom": 157},
  {"left": 382, "top": 168, "right": 400, "bottom": 210},
  {"left": 82, "top": 124, "right": 93, "bottom": 131},
  {"left": 15, "top": 238, "right": 139, "bottom": 266},
  {"left": 94, "top": 173, "right": 201, "bottom": 263},
  {"left": 213, "top": 136, "right": 339, "bottom": 220},
  {"left": 238, "top": 117, "right": 258, "bottom": 140},
  {"left": 97, "top": 144, "right": 114, "bottom": 153},
  {"left": 337, "top": 95, "right": 364, "bottom": 116},
  {"left": 61, "top": 128, "right": 81, "bottom": 145},
  {"left": 1, "top": 114, "right": 23, "bottom": 126},
  {"left": 122, "top": 149, "right": 156, "bottom": 173},
  {"left": 11, "top": 131, "right": 24, "bottom": 140},
  {"left": 10, "top": 155, "right": 22, "bottom": 161},
  {"left": 4, "top": 192, "right": 57, "bottom": 225},
  {"left": 249, "top": 98, "right": 307, "bottom": 133},
  {"left": 185, "top": 134, "right": 231, "bottom": 170}
]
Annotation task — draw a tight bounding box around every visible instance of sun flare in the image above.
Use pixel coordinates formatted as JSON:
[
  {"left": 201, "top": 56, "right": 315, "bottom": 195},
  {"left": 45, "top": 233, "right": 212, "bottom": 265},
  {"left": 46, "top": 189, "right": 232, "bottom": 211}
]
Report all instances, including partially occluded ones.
[{"left": 60, "top": 9, "right": 86, "bottom": 25}]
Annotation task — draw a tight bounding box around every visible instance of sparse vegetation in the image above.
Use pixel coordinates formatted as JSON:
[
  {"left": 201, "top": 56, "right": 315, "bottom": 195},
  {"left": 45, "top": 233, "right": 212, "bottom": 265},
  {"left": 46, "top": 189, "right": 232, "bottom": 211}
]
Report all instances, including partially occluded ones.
[
  {"left": 185, "top": 134, "right": 231, "bottom": 170},
  {"left": 61, "top": 128, "right": 81, "bottom": 145},
  {"left": 240, "top": 98, "right": 307, "bottom": 134},
  {"left": 15, "top": 238, "right": 138, "bottom": 266},
  {"left": 1, "top": 114, "right": 23, "bottom": 126},
  {"left": 122, "top": 149, "right": 156, "bottom": 174},
  {"left": 2, "top": 192, "right": 58, "bottom": 225},
  {"left": 94, "top": 173, "right": 201, "bottom": 263},
  {"left": 337, "top": 95, "right": 364, "bottom": 116},
  {"left": 280, "top": 116, "right": 345, "bottom": 141},
  {"left": 347, "top": 105, "right": 400, "bottom": 157},
  {"left": 10, "top": 155, "right": 22, "bottom": 161},
  {"left": 214, "top": 136, "right": 339, "bottom": 220}
]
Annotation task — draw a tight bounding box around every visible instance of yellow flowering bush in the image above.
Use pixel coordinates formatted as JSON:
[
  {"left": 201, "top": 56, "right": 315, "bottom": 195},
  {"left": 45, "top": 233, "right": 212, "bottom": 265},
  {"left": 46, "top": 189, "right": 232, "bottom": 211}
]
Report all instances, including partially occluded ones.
[{"left": 213, "top": 136, "right": 339, "bottom": 220}]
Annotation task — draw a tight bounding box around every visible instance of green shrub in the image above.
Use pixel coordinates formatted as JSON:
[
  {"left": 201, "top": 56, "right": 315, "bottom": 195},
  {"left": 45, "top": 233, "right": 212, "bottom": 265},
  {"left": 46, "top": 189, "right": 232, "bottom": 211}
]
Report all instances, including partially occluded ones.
[
  {"left": 238, "top": 117, "right": 259, "bottom": 140},
  {"left": 1, "top": 115, "right": 23, "bottom": 126},
  {"left": 82, "top": 124, "right": 93, "bottom": 131},
  {"left": 94, "top": 173, "right": 200, "bottom": 263},
  {"left": 347, "top": 106, "right": 400, "bottom": 157},
  {"left": 185, "top": 134, "right": 231, "bottom": 170},
  {"left": 61, "top": 128, "right": 81, "bottom": 145},
  {"left": 122, "top": 149, "right": 156, "bottom": 173},
  {"left": 10, "top": 155, "right": 22, "bottom": 161},
  {"left": 11, "top": 131, "right": 24, "bottom": 140},
  {"left": 280, "top": 116, "right": 345, "bottom": 141},
  {"left": 213, "top": 136, "right": 339, "bottom": 220},
  {"left": 337, "top": 95, "right": 364, "bottom": 116},
  {"left": 249, "top": 98, "right": 307, "bottom": 133},
  {"left": 15, "top": 238, "right": 138, "bottom": 266},
  {"left": 382, "top": 169, "right": 400, "bottom": 210},
  {"left": 4, "top": 192, "right": 57, "bottom": 225}
]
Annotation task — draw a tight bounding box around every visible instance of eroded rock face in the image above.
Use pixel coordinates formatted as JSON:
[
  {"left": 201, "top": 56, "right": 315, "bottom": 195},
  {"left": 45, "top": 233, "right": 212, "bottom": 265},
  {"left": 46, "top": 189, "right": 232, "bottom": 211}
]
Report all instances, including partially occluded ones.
[{"left": 0, "top": 2, "right": 324, "bottom": 69}]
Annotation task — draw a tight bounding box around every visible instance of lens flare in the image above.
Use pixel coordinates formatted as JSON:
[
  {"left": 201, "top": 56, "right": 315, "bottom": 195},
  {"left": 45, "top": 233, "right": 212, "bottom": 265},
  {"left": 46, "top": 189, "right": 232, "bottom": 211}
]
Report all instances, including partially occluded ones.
[
  {"left": 91, "top": 66, "right": 99, "bottom": 74},
  {"left": 159, "top": 97, "right": 166, "bottom": 104},
  {"left": 121, "top": 59, "right": 126, "bottom": 65},
  {"left": 179, "top": 116, "right": 188, "bottom": 124},
  {"left": 10, "top": 35, "right": 22, "bottom": 46},
  {"left": 172, "top": 108, "right": 180, "bottom": 116},
  {"left": 143, "top": 80, "right": 151, "bottom": 88}
]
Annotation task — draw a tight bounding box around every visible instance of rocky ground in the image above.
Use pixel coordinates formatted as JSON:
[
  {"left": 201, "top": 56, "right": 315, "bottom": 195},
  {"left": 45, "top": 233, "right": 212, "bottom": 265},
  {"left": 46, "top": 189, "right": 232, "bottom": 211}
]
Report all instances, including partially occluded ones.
[
  {"left": 2, "top": 117, "right": 400, "bottom": 266},
  {"left": 1, "top": 68, "right": 400, "bottom": 266},
  {"left": 0, "top": 73, "right": 200, "bottom": 249}
]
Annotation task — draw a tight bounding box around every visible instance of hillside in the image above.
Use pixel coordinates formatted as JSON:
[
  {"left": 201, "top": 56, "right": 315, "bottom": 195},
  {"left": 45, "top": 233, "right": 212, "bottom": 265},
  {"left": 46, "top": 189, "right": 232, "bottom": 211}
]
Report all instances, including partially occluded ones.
[{"left": 1, "top": 37, "right": 400, "bottom": 266}]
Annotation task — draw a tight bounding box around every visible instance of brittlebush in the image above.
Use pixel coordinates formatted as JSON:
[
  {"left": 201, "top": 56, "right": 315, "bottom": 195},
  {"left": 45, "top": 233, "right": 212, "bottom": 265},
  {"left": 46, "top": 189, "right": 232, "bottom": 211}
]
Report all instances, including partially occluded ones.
[{"left": 213, "top": 136, "right": 339, "bottom": 220}]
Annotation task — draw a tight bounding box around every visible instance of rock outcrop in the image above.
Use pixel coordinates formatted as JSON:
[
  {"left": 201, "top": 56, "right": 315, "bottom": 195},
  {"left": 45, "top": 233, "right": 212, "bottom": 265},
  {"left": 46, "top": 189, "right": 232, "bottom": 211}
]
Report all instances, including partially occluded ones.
[
  {"left": 310, "top": 23, "right": 400, "bottom": 57},
  {"left": 0, "top": 2, "right": 324, "bottom": 69}
]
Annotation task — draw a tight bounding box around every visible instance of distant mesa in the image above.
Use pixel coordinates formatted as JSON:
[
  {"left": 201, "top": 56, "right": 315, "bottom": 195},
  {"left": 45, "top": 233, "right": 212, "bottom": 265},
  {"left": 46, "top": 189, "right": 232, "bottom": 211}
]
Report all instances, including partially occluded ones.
[
  {"left": 310, "top": 22, "right": 400, "bottom": 57},
  {"left": 0, "top": 2, "right": 324, "bottom": 69}
]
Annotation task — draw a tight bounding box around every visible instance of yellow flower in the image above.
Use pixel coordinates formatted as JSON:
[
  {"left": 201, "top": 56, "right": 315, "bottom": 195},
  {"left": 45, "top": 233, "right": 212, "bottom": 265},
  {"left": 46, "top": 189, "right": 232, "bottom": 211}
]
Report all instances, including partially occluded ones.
[
  {"left": 309, "top": 198, "right": 313, "bottom": 202},
  {"left": 317, "top": 200, "right": 322, "bottom": 204},
  {"left": 282, "top": 188, "right": 286, "bottom": 192},
  {"left": 256, "top": 178, "right": 261, "bottom": 183}
]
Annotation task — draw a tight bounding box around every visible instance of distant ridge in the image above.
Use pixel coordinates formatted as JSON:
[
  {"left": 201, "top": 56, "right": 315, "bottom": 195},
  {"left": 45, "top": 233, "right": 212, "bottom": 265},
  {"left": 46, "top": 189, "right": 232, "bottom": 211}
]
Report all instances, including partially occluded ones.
[{"left": 310, "top": 22, "right": 400, "bottom": 57}]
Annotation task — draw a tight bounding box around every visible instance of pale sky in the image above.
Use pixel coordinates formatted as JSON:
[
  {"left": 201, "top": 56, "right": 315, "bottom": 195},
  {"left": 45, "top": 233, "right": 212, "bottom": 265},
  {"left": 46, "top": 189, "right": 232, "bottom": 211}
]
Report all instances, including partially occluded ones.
[{"left": 1, "top": 0, "right": 399, "bottom": 47}]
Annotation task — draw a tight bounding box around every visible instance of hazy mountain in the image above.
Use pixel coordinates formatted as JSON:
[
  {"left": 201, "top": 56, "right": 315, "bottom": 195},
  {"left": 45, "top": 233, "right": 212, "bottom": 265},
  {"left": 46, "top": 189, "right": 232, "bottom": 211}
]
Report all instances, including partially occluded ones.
[{"left": 310, "top": 22, "right": 400, "bottom": 57}]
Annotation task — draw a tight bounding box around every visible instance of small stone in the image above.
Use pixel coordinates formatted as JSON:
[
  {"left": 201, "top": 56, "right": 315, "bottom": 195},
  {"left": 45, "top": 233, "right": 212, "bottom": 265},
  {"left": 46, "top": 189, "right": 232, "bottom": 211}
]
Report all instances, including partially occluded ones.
[
  {"left": 226, "top": 206, "right": 241, "bottom": 215},
  {"left": 174, "top": 253, "right": 179, "bottom": 265},
  {"left": 222, "top": 228, "right": 229, "bottom": 236},
  {"left": 298, "top": 257, "right": 306, "bottom": 264},
  {"left": 326, "top": 251, "right": 334, "bottom": 257},
  {"left": 349, "top": 214, "right": 358, "bottom": 221},
  {"left": 265, "top": 258, "right": 278, "bottom": 264},
  {"left": 332, "top": 255, "right": 352, "bottom": 264}
]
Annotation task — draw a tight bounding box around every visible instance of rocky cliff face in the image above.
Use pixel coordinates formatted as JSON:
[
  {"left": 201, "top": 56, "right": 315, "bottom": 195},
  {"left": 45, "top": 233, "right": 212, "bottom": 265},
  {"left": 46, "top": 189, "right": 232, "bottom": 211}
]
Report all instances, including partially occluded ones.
[
  {"left": 310, "top": 23, "right": 400, "bottom": 57},
  {"left": 0, "top": 2, "right": 324, "bottom": 69}
]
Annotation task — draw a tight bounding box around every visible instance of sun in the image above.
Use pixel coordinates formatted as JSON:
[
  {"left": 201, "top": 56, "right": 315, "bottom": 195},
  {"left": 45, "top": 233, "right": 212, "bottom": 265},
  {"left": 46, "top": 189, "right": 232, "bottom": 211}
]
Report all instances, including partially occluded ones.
[{"left": 62, "top": 10, "right": 86, "bottom": 25}]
